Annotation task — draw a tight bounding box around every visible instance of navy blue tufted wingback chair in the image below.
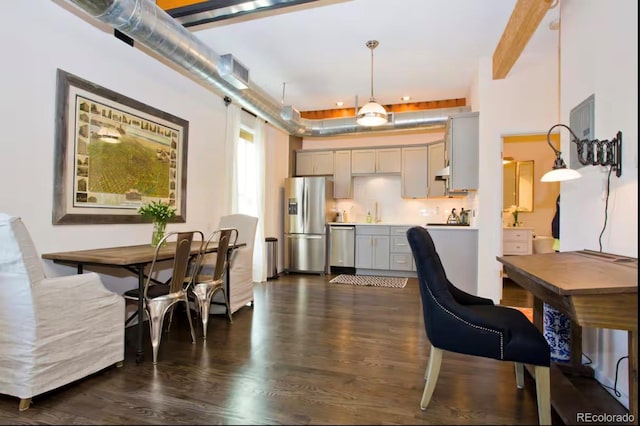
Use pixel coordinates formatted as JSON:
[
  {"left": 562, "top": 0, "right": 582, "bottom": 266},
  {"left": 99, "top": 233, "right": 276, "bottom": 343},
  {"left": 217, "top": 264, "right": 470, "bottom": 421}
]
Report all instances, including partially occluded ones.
[{"left": 406, "top": 226, "right": 551, "bottom": 425}]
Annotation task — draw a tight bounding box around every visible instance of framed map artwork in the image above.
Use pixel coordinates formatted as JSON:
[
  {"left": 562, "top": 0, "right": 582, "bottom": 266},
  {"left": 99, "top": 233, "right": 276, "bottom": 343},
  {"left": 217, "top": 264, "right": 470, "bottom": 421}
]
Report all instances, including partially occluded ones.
[{"left": 53, "top": 69, "right": 188, "bottom": 224}]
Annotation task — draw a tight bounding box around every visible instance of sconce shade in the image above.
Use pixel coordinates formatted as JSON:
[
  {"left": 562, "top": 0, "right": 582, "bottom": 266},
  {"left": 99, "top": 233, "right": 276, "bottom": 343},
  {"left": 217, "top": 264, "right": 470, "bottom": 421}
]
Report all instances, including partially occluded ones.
[
  {"left": 356, "top": 101, "right": 388, "bottom": 126},
  {"left": 541, "top": 167, "right": 582, "bottom": 182}
]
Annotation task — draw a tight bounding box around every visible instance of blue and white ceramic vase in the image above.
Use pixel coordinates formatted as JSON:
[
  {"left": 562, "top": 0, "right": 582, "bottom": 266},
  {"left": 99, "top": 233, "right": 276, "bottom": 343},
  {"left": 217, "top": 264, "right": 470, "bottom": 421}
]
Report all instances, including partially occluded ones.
[{"left": 543, "top": 303, "right": 571, "bottom": 362}]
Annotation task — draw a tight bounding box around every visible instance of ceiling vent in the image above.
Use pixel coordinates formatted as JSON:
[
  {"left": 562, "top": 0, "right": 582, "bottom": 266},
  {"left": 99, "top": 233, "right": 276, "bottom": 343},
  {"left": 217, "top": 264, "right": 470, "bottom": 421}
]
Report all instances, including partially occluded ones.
[
  {"left": 219, "top": 54, "right": 249, "bottom": 90},
  {"left": 281, "top": 105, "right": 301, "bottom": 122},
  {"left": 386, "top": 112, "right": 394, "bottom": 123}
]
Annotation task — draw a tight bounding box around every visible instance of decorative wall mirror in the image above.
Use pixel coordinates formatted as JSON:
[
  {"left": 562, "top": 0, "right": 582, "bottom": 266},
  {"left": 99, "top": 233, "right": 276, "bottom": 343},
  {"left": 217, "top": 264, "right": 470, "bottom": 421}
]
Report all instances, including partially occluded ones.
[{"left": 503, "top": 160, "right": 534, "bottom": 212}]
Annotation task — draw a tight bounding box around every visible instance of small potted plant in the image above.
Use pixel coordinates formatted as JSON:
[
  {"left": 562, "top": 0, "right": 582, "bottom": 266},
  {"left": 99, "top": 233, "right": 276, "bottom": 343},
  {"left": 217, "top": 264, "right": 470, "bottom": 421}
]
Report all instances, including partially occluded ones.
[
  {"left": 508, "top": 205, "right": 522, "bottom": 227},
  {"left": 138, "top": 200, "right": 176, "bottom": 246}
]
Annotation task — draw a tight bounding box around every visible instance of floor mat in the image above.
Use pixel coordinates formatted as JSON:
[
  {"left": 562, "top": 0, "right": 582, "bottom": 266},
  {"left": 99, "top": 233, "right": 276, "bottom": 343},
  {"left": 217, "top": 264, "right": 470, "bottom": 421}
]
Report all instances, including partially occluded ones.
[{"left": 329, "top": 274, "right": 408, "bottom": 288}]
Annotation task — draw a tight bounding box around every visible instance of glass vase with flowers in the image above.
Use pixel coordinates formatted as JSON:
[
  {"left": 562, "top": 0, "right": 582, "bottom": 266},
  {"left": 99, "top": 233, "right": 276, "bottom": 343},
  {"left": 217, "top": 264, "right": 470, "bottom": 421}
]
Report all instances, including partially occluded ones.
[
  {"left": 138, "top": 200, "right": 176, "bottom": 246},
  {"left": 508, "top": 205, "right": 522, "bottom": 227}
]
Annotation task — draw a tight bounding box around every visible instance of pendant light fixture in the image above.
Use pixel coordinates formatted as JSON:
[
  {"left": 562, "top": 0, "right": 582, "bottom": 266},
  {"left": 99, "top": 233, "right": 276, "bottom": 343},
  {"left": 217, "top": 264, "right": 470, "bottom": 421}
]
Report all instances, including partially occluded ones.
[{"left": 356, "top": 40, "right": 388, "bottom": 126}]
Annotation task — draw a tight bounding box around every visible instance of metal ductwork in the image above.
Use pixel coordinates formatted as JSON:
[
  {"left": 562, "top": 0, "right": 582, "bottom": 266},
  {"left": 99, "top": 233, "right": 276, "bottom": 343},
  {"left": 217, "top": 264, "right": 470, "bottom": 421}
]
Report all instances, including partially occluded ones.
[{"left": 66, "top": 0, "right": 469, "bottom": 137}]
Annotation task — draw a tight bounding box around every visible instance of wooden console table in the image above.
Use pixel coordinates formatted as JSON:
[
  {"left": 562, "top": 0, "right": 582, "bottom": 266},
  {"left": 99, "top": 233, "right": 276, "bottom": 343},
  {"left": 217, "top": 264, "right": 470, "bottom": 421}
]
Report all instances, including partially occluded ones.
[{"left": 497, "top": 250, "right": 637, "bottom": 424}]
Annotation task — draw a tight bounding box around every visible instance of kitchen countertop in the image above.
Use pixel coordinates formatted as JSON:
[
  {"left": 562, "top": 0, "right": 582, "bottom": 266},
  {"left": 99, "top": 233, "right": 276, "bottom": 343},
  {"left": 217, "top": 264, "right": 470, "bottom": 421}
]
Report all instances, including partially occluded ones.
[
  {"left": 328, "top": 222, "right": 477, "bottom": 230},
  {"left": 328, "top": 222, "right": 415, "bottom": 226}
]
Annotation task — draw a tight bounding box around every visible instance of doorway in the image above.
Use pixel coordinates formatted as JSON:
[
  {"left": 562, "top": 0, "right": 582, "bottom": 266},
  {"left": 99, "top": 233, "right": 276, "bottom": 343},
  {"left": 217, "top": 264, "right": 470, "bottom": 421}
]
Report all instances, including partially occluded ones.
[
  {"left": 501, "top": 133, "right": 560, "bottom": 238},
  {"left": 501, "top": 133, "right": 560, "bottom": 307}
]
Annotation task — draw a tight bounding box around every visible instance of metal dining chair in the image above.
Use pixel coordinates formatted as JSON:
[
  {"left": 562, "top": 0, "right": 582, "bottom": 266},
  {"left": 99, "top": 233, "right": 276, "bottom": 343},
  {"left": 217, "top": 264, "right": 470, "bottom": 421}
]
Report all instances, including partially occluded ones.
[
  {"left": 189, "top": 228, "right": 238, "bottom": 338},
  {"left": 123, "top": 231, "right": 202, "bottom": 364}
]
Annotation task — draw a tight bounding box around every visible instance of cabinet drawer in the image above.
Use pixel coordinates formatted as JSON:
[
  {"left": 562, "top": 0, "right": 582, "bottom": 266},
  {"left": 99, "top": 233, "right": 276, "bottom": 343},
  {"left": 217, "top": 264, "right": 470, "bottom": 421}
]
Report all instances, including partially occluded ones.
[
  {"left": 389, "top": 226, "right": 411, "bottom": 235},
  {"left": 390, "top": 253, "right": 413, "bottom": 271},
  {"left": 356, "top": 225, "right": 390, "bottom": 236},
  {"left": 503, "top": 229, "right": 530, "bottom": 242},
  {"left": 390, "top": 236, "right": 411, "bottom": 253},
  {"left": 503, "top": 241, "right": 531, "bottom": 255}
]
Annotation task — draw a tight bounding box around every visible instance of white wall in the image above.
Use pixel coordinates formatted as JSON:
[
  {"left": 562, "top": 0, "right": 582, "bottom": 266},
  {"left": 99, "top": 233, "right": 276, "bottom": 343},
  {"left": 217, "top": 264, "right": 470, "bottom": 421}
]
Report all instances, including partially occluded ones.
[
  {"left": 558, "top": 0, "right": 638, "bottom": 408},
  {"left": 0, "top": 2, "right": 286, "bottom": 292},
  {"left": 264, "top": 126, "right": 289, "bottom": 272},
  {"left": 474, "top": 50, "right": 560, "bottom": 303}
]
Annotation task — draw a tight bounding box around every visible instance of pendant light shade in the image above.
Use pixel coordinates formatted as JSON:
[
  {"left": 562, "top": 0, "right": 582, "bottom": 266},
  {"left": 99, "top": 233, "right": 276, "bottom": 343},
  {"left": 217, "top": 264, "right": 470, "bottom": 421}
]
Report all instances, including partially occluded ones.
[
  {"left": 357, "top": 101, "right": 388, "bottom": 126},
  {"left": 357, "top": 40, "right": 387, "bottom": 126}
]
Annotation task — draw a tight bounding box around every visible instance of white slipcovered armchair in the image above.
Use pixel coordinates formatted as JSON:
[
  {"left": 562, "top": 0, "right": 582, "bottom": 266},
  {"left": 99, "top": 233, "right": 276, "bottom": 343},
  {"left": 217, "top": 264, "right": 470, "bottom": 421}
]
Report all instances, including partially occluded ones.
[
  {"left": 209, "top": 214, "right": 258, "bottom": 314},
  {"left": 0, "top": 214, "right": 125, "bottom": 411}
]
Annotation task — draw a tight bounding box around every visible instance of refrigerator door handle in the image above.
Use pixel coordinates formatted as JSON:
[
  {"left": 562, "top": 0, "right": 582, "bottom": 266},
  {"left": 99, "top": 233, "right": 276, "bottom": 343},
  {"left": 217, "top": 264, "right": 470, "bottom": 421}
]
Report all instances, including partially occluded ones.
[
  {"left": 303, "top": 182, "right": 308, "bottom": 231},
  {"left": 289, "top": 234, "right": 324, "bottom": 239}
]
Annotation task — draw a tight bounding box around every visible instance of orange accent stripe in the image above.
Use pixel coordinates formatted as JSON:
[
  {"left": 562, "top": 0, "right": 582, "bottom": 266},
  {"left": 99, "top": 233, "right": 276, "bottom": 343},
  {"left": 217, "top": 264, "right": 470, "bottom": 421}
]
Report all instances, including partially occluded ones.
[
  {"left": 300, "top": 98, "right": 466, "bottom": 120},
  {"left": 156, "top": 0, "right": 205, "bottom": 11}
]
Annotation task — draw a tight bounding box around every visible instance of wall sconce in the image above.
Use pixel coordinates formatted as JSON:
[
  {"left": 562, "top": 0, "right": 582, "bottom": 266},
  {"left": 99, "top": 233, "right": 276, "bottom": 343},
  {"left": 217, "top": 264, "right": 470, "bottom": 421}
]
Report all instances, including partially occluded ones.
[{"left": 540, "top": 124, "right": 622, "bottom": 182}]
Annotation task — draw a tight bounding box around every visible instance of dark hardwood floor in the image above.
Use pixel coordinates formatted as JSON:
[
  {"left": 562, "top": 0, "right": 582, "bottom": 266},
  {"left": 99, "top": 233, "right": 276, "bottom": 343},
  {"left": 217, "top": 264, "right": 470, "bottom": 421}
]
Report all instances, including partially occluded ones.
[{"left": 0, "top": 275, "right": 624, "bottom": 424}]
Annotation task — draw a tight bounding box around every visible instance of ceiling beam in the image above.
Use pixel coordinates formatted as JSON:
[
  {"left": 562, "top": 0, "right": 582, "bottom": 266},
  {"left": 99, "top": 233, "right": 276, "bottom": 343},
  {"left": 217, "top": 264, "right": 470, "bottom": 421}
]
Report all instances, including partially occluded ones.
[{"left": 492, "top": 0, "right": 552, "bottom": 80}]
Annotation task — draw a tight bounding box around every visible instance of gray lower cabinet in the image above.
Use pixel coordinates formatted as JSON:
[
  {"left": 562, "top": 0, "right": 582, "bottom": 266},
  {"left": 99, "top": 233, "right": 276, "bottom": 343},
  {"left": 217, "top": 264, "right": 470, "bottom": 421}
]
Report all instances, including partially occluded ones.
[
  {"left": 426, "top": 228, "right": 478, "bottom": 295},
  {"left": 355, "top": 226, "right": 390, "bottom": 270},
  {"left": 356, "top": 225, "right": 414, "bottom": 275},
  {"left": 389, "top": 226, "right": 414, "bottom": 271},
  {"left": 354, "top": 225, "right": 479, "bottom": 292}
]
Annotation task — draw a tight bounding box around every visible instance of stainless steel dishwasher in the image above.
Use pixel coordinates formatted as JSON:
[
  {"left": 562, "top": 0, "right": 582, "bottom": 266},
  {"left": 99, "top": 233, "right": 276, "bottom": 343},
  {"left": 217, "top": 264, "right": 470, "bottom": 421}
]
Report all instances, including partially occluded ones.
[{"left": 329, "top": 225, "right": 355, "bottom": 273}]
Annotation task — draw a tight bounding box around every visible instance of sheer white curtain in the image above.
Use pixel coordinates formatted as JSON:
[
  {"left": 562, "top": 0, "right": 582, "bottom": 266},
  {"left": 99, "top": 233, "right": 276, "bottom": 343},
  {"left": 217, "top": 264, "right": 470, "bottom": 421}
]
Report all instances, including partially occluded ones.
[{"left": 224, "top": 107, "right": 267, "bottom": 283}]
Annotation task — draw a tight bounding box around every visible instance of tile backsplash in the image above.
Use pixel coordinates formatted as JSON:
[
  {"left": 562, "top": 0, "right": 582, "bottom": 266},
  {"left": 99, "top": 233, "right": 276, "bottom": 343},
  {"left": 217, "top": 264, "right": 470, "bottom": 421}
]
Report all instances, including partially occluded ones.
[{"left": 332, "top": 175, "right": 477, "bottom": 225}]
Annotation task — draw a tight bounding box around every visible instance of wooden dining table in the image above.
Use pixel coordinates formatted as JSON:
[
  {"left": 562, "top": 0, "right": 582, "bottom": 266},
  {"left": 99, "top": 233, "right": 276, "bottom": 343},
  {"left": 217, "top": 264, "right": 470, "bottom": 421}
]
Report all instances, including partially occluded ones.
[
  {"left": 42, "top": 240, "right": 244, "bottom": 363},
  {"left": 498, "top": 250, "right": 637, "bottom": 424}
]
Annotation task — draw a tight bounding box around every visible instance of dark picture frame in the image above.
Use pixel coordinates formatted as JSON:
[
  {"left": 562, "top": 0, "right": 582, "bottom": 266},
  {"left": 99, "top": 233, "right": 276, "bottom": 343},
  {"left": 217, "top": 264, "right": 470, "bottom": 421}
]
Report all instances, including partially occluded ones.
[{"left": 53, "top": 69, "right": 188, "bottom": 224}]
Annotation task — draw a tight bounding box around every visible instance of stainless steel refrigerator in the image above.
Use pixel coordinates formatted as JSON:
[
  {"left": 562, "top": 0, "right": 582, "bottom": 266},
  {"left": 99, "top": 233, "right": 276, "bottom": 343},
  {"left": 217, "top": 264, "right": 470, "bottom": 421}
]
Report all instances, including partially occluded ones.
[{"left": 284, "top": 177, "right": 334, "bottom": 274}]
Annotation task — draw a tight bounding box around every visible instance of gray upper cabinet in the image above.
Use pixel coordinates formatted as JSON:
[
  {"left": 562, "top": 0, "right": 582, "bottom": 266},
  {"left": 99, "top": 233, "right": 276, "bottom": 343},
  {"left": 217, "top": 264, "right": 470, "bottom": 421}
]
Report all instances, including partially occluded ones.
[
  {"left": 333, "top": 150, "right": 352, "bottom": 199},
  {"left": 401, "top": 145, "right": 428, "bottom": 198},
  {"left": 427, "top": 141, "right": 446, "bottom": 197},
  {"left": 296, "top": 150, "right": 334, "bottom": 176},
  {"left": 445, "top": 112, "right": 479, "bottom": 191},
  {"left": 351, "top": 148, "right": 401, "bottom": 175}
]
